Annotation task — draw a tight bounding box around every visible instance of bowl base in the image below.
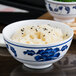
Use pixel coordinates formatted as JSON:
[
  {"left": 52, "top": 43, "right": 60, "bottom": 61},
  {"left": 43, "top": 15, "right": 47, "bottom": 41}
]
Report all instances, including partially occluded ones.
[
  {"left": 54, "top": 17, "right": 75, "bottom": 23},
  {"left": 24, "top": 63, "right": 52, "bottom": 69}
]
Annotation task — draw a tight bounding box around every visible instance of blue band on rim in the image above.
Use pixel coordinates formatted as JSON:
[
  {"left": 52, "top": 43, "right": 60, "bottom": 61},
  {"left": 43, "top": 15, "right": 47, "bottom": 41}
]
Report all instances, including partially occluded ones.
[{"left": 4, "top": 38, "right": 72, "bottom": 49}]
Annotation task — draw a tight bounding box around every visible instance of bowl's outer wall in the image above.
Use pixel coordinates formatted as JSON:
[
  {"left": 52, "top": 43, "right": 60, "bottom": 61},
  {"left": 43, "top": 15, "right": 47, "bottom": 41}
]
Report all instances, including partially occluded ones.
[
  {"left": 45, "top": 0, "right": 76, "bottom": 19},
  {"left": 5, "top": 38, "right": 72, "bottom": 65}
]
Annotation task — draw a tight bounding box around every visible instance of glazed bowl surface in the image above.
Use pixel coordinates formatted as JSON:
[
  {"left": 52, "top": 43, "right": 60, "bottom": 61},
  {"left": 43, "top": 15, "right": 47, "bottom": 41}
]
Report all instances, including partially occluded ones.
[
  {"left": 45, "top": 0, "right": 76, "bottom": 22},
  {"left": 2, "top": 19, "right": 73, "bottom": 69}
]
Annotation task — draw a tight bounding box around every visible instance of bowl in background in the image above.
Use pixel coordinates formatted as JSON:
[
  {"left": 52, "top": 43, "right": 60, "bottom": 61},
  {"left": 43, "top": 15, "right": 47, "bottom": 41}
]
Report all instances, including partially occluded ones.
[
  {"left": 45, "top": 0, "right": 76, "bottom": 22},
  {"left": 2, "top": 19, "right": 73, "bottom": 69}
]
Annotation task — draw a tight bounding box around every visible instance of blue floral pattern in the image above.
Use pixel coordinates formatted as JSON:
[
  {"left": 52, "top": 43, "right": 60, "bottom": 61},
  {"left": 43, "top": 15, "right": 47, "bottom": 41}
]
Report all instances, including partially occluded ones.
[
  {"left": 6, "top": 44, "right": 68, "bottom": 61},
  {"left": 48, "top": 4, "right": 76, "bottom": 14},
  {"left": 23, "top": 45, "right": 68, "bottom": 62}
]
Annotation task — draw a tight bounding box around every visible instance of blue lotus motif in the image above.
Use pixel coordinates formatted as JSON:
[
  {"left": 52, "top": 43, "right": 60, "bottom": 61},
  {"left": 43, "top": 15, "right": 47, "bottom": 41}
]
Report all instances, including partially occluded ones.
[
  {"left": 61, "top": 45, "right": 68, "bottom": 51},
  {"left": 23, "top": 50, "right": 35, "bottom": 56},
  {"left": 48, "top": 4, "right": 53, "bottom": 11},
  {"left": 23, "top": 45, "right": 68, "bottom": 62},
  {"left": 10, "top": 46, "right": 17, "bottom": 57},
  {"left": 6, "top": 44, "right": 9, "bottom": 49},
  {"left": 35, "top": 48, "right": 60, "bottom": 61},
  {"left": 65, "top": 7, "right": 70, "bottom": 14},
  {"left": 35, "top": 52, "right": 60, "bottom": 61}
]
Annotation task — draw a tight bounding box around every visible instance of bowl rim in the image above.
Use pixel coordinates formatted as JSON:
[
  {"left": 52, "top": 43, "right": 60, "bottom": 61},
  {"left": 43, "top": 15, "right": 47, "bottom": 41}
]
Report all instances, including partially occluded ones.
[
  {"left": 46, "top": 0, "right": 76, "bottom": 4},
  {"left": 2, "top": 19, "right": 74, "bottom": 48}
]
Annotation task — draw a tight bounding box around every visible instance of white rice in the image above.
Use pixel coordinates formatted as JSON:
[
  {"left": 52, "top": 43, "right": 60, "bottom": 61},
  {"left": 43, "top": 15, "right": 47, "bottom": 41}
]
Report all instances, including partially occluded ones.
[{"left": 11, "top": 25, "right": 68, "bottom": 44}]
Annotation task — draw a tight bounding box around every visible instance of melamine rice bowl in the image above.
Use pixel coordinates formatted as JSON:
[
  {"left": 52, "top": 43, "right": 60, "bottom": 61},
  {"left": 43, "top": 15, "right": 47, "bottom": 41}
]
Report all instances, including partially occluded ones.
[{"left": 2, "top": 20, "right": 73, "bottom": 69}]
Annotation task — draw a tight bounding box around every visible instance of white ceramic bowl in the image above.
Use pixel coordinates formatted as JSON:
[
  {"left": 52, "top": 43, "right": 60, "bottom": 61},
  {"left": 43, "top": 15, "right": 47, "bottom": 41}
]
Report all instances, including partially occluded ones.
[
  {"left": 45, "top": 0, "right": 76, "bottom": 22},
  {"left": 2, "top": 19, "right": 73, "bottom": 69}
]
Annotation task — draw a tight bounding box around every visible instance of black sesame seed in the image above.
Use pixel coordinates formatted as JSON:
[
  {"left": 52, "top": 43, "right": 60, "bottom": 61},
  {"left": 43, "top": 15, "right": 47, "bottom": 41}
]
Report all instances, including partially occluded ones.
[
  {"left": 35, "top": 29, "right": 38, "bottom": 32},
  {"left": 31, "top": 27, "right": 33, "bottom": 29},
  {"left": 43, "top": 28, "right": 47, "bottom": 30},
  {"left": 21, "top": 29, "right": 24, "bottom": 32},
  {"left": 48, "top": 31, "right": 50, "bottom": 33},
  {"left": 22, "top": 33, "right": 24, "bottom": 34},
  {"left": 43, "top": 35, "right": 45, "bottom": 37}
]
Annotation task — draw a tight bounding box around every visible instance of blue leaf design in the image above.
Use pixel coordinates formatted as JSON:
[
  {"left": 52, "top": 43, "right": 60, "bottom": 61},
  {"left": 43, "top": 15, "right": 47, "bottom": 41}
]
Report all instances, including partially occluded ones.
[
  {"left": 73, "top": 6, "right": 76, "bottom": 9},
  {"left": 53, "top": 48, "right": 59, "bottom": 52},
  {"left": 35, "top": 55, "right": 47, "bottom": 61},
  {"left": 10, "top": 46, "right": 17, "bottom": 57},
  {"left": 59, "top": 6, "right": 63, "bottom": 10},
  {"left": 54, "top": 8, "right": 58, "bottom": 12},
  {"left": 41, "top": 51, "right": 54, "bottom": 57},
  {"left": 65, "top": 7, "right": 70, "bottom": 14},
  {"left": 23, "top": 51, "right": 28, "bottom": 54},
  {"left": 53, "top": 53, "right": 60, "bottom": 57},
  {"left": 48, "top": 4, "right": 53, "bottom": 11},
  {"left": 37, "top": 50, "right": 45, "bottom": 55},
  {"left": 45, "top": 53, "right": 60, "bottom": 61},
  {"left": 46, "top": 53, "right": 60, "bottom": 59},
  {"left": 6, "top": 44, "right": 9, "bottom": 49},
  {"left": 23, "top": 50, "right": 35, "bottom": 56},
  {"left": 27, "top": 50, "right": 35, "bottom": 56},
  {"left": 61, "top": 45, "right": 68, "bottom": 51},
  {"left": 35, "top": 55, "right": 41, "bottom": 61},
  {"left": 45, "top": 48, "right": 53, "bottom": 53}
]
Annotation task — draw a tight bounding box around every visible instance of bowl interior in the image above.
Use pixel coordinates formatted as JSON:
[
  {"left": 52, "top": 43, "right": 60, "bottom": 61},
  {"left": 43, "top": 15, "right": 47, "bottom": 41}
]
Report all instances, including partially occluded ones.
[{"left": 2, "top": 19, "right": 73, "bottom": 46}]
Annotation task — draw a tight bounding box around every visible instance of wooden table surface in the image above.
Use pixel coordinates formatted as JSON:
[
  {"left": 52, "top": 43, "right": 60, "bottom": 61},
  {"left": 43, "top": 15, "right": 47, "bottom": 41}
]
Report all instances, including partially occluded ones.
[
  {"left": 38, "top": 12, "right": 53, "bottom": 20},
  {"left": 0, "top": 15, "right": 76, "bottom": 76}
]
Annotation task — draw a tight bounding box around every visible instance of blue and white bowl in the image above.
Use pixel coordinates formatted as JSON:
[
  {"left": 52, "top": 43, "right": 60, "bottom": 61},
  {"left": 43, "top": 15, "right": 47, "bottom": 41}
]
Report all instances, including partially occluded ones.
[
  {"left": 2, "top": 20, "right": 73, "bottom": 69},
  {"left": 45, "top": 0, "right": 76, "bottom": 22}
]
